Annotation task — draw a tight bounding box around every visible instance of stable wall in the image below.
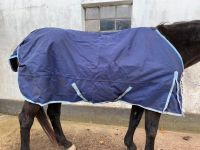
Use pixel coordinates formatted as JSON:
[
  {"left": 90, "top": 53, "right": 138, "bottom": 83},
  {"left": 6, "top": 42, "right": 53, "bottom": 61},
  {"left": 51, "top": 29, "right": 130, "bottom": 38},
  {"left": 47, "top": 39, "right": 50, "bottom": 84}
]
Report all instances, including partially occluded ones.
[
  {"left": 0, "top": 0, "right": 84, "bottom": 100},
  {"left": 0, "top": 0, "right": 200, "bottom": 114}
]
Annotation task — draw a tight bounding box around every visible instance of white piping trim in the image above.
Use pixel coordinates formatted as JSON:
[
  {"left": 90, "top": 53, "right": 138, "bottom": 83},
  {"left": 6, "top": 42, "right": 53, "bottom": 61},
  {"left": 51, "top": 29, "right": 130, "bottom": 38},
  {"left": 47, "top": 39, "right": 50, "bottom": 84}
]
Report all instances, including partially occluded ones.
[
  {"left": 9, "top": 46, "right": 20, "bottom": 59},
  {"left": 155, "top": 29, "right": 184, "bottom": 71},
  {"left": 133, "top": 103, "right": 184, "bottom": 116},
  {"left": 72, "top": 83, "right": 89, "bottom": 102},
  {"left": 175, "top": 78, "right": 183, "bottom": 115},
  {"left": 114, "top": 86, "right": 133, "bottom": 101},
  {"left": 21, "top": 95, "right": 184, "bottom": 116},
  {"left": 9, "top": 55, "right": 18, "bottom": 59},
  {"left": 163, "top": 71, "right": 178, "bottom": 112}
]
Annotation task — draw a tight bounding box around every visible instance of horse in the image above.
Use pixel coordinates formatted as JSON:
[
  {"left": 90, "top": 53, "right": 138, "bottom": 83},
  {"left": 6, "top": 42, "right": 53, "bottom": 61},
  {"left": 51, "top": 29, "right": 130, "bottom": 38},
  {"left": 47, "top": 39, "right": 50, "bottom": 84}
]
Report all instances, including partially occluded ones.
[{"left": 9, "top": 20, "right": 200, "bottom": 150}]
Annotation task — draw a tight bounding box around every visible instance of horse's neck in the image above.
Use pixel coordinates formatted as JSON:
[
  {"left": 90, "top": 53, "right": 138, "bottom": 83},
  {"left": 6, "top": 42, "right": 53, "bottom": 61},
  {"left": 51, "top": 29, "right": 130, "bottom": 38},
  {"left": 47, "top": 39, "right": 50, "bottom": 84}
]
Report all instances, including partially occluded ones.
[{"left": 157, "top": 26, "right": 200, "bottom": 68}]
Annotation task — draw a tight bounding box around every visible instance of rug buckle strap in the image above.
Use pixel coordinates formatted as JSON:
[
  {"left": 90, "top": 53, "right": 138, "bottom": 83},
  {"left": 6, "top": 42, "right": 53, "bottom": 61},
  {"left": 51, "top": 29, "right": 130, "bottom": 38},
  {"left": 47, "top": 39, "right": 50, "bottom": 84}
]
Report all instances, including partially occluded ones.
[
  {"left": 113, "top": 86, "right": 133, "bottom": 102},
  {"left": 72, "top": 83, "right": 89, "bottom": 102}
]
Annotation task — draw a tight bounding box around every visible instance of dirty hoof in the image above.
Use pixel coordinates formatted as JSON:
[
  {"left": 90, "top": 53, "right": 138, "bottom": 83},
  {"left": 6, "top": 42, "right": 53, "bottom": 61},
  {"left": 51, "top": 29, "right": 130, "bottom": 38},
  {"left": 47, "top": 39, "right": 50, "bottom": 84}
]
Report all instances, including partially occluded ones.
[{"left": 67, "top": 144, "right": 76, "bottom": 150}]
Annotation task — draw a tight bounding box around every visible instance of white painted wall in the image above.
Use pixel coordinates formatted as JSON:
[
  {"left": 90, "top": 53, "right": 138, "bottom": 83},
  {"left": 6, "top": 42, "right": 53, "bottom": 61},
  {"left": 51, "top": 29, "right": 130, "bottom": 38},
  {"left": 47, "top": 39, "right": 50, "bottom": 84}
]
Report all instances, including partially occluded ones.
[
  {"left": 0, "top": 0, "right": 84, "bottom": 100},
  {"left": 132, "top": 0, "right": 200, "bottom": 27},
  {"left": 0, "top": 0, "right": 200, "bottom": 114}
]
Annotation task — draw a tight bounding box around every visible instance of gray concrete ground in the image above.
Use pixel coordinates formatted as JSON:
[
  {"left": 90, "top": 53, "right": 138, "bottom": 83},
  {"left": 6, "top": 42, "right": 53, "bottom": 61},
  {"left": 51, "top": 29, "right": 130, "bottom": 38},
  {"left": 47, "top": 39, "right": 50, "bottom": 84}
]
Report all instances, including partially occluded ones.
[{"left": 0, "top": 114, "right": 200, "bottom": 150}]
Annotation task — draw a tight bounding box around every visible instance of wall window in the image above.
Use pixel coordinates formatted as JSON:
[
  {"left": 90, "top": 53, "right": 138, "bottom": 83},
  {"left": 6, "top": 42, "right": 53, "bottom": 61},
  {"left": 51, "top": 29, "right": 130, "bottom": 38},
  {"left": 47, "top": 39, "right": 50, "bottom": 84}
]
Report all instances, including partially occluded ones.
[{"left": 85, "top": 5, "right": 132, "bottom": 32}]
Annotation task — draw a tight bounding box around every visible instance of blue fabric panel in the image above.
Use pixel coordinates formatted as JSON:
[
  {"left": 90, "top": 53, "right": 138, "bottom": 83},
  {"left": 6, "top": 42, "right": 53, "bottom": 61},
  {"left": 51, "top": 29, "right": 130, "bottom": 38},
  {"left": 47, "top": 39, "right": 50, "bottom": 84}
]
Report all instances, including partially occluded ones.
[{"left": 10, "top": 27, "right": 184, "bottom": 115}]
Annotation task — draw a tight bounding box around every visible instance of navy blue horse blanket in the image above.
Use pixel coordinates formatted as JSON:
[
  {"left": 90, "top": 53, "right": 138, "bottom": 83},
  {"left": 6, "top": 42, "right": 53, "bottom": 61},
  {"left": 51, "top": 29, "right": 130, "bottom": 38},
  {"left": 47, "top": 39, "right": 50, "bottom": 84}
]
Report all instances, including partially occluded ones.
[{"left": 10, "top": 27, "right": 184, "bottom": 116}]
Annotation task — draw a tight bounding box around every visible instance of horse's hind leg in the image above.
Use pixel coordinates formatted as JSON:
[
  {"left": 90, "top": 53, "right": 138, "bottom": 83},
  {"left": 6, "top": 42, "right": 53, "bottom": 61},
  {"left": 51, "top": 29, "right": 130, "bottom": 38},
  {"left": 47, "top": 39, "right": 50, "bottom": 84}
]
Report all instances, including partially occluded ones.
[
  {"left": 144, "top": 110, "right": 161, "bottom": 150},
  {"left": 47, "top": 103, "right": 75, "bottom": 149},
  {"left": 19, "top": 101, "right": 40, "bottom": 150},
  {"left": 124, "top": 105, "right": 144, "bottom": 150}
]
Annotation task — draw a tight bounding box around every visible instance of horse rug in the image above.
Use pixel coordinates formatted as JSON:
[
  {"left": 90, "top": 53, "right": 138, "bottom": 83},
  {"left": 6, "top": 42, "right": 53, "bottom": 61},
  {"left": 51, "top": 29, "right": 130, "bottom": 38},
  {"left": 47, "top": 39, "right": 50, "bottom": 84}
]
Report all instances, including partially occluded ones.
[{"left": 9, "top": 27, "right": 184, "bottom": 116}]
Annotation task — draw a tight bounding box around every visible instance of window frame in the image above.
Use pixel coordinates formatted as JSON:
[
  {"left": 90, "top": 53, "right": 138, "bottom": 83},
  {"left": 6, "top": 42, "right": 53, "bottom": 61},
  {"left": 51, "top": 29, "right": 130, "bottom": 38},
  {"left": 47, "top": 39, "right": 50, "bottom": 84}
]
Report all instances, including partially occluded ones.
[{"left": 84, "top": 4, "right": 132, "bottom": 32}]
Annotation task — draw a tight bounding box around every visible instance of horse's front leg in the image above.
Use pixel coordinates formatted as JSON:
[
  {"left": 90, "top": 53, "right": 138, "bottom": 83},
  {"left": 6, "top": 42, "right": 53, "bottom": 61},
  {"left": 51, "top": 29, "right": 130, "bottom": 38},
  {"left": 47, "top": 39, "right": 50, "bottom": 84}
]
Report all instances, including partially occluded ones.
[
  {"left": 124, "top": 105, "right": 144, "bottom": 150},
  {"left": 47, "top": 103, "right": 75, "bottom": 150},
  {"left": 18, "top": 101, "right": 40, "bottom": 150},
  {"left": 145, "top": 110, "right": 161, "bottom": 150}
]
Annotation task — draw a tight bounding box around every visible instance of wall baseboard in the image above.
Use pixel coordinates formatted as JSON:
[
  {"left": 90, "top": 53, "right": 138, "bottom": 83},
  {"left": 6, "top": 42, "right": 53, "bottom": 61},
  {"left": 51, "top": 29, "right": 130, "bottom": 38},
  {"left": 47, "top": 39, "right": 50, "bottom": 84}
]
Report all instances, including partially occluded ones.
[{"left": 0, "top": 99, "right": 199, "bottom": 133}]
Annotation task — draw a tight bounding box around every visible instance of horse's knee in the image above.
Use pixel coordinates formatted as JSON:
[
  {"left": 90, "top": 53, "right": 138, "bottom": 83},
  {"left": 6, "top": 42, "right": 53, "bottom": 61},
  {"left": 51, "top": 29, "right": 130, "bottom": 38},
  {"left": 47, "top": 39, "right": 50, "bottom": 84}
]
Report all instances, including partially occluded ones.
[
  {"left": 19, "top": 101, "right": 40, "bottom": 129},
  {"left": 18, "top": 112, "right": 34, "bottom": 129},
  {"left": 145, "top": 111, "right": 160, "bottom": 139},
  {"left": 145, "top": 119, "right": 158, "bottom": 139},
  {"left": 145, "top": 126, "right": 157, "bottom": 139}
]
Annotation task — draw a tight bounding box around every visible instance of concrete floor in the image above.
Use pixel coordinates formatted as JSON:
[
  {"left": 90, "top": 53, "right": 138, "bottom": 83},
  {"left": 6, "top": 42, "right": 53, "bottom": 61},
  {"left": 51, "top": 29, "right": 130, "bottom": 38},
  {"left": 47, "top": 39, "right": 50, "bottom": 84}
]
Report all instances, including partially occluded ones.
[{"left": 0, "top": 114, "right": 200, "bottom": 150}]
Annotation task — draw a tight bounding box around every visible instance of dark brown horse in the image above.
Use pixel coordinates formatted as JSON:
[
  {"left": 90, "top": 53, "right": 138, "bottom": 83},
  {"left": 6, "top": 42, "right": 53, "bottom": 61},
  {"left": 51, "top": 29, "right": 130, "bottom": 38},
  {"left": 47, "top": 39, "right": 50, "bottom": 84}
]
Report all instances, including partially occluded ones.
[{"left": 12, "top": 20, "right": 200, "bottom": 150}]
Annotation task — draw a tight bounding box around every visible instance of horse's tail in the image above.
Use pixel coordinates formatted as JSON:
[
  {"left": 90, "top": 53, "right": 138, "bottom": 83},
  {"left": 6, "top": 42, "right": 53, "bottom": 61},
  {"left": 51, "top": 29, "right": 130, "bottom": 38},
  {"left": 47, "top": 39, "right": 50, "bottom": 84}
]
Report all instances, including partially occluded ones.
[{"left": 36, "top": 107, "right": 58, "bottom": 146}]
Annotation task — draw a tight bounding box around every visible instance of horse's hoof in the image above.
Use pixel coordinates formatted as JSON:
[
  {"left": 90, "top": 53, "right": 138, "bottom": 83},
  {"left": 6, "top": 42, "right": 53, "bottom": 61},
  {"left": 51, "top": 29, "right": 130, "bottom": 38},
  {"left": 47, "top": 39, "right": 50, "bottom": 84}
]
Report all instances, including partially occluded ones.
[{"left": 67, "top": 144, "right": 76, "bottom": 150}]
